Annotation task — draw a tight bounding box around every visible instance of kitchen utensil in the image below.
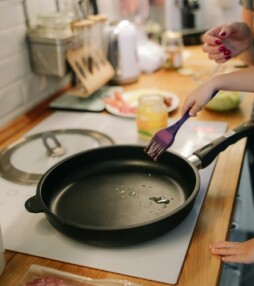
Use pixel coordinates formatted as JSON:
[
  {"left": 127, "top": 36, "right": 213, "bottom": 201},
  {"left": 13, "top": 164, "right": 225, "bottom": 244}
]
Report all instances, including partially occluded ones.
[
  {"left": 27, "top": 32, "right": 80, "bottom": 77},
  {"left": 107, "top": 20, "right": 140, "bottom": 84},
  {"left": 25, "top": 120, "right": 254, "bottom": 244},
  {"left": 42, "top": 132, "right": 66, "bottom": 157},
  {"left": 0, "top": 129, "right": 114, "bottom": 185},
  {"left": 144, "top": 110, "right": 190, "bottom": 161},
  {"left": 145, "top": 90, "right": 219, "bottom": 160},
  {"left": 66, "top": 17, "right": 115, "bottom": 97}
]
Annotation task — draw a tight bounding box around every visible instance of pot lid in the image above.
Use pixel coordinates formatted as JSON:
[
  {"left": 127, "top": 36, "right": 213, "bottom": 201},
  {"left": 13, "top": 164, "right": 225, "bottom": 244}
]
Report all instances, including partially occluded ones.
[{"left": 0, "top": 129, "right": 114, "bottom": 185}]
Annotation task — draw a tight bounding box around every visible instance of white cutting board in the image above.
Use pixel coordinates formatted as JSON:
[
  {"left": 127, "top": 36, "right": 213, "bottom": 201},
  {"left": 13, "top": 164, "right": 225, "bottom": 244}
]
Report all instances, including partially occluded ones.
[{"left": 0, "top": 112, "right": 227, "bottom": 284}]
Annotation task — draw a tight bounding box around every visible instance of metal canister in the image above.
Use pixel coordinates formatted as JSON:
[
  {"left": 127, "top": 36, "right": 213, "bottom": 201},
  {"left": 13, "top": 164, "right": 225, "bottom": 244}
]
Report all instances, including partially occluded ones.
[{"left": 162, "top": 31, "right": 183, "bottom": 70}]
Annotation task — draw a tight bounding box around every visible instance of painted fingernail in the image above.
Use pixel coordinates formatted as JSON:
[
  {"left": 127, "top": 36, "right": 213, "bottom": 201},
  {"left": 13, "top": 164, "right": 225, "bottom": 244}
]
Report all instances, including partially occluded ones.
[
  {"left": 219, "top": 46, "right": 226, "bottom": 51},
  {"left": 219, "top": 32, "right": 226, "bottom": 37},
  {"left": 225, "top": 55, "right": 231, "bottom": 60},
  {"left": 215, "top": 39, "right": 221, "bottom": 45},
  {"left": 224, "top": 50, "right": 231, "bottom": 55}
]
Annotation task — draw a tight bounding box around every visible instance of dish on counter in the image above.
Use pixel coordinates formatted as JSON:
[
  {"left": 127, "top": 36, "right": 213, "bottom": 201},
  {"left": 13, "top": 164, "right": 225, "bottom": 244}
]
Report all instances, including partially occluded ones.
[
  {"left": 104, "top": 89, "right": 179, "bottom": 118},
  {"left": 205, "top": 91, "right": 243, "bottom": 112}
]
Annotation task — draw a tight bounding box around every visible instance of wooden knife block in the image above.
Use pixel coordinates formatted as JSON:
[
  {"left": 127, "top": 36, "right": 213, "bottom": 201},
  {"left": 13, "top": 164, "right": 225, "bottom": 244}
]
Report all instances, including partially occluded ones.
[{"left": 66, "top": 45, "right": 115, "bottom": 97}]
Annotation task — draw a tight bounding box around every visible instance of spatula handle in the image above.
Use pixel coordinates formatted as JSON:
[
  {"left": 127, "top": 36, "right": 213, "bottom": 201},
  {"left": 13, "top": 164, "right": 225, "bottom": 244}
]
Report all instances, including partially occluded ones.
[
  {"left": 168, "top": 111, "right": 190, "bottom": 135},
  {"left": 211, "top": 90, "right": 219, "bottom": 99},
  {"left": 186, "top": 90, "right": 218, "bottom": 118},
  {"left": 170, "top": 90, "right": 219, "bottom": 135}
]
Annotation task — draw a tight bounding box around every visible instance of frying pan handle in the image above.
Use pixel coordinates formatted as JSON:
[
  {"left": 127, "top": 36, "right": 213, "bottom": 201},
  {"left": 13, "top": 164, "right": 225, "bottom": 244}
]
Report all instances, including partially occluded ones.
[
  {"left": 192, "top": 120, "right": 254, "bottom": 169},
  {"left": 25, "top": 195, "right": 44, "bottom": 213}
]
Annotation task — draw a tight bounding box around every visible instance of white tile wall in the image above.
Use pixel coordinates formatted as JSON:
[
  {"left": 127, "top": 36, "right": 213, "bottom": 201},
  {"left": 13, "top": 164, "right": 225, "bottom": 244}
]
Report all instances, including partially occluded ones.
[{"left": 0, "top": 0, "right": 70, "bottom": 128}]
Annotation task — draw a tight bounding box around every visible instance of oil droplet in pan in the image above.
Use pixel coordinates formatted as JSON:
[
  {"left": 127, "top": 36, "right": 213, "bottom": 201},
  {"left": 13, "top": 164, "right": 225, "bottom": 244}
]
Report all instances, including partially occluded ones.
[
  {"left": 129, "top": 191, "right": 136, "bottom": 197},
  {"left": 149, "top": 196, "right": 170, "bottom": 204}
]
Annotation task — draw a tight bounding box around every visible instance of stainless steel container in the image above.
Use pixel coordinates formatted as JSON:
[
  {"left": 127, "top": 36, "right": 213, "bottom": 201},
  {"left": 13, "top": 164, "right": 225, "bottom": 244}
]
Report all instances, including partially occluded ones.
[{"left": 27, "top": 32, "right": 81, "bottom": 77}]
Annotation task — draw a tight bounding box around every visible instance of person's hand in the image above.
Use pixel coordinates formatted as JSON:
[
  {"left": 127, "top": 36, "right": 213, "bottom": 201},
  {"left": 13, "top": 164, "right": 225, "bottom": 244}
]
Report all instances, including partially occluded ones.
[
  {"left": 202, "top": 22, "right": 253, "bottom": 64},
  {"left": 210, "top": 239, "right": 254, "bottom": 264},
  {"left": 181, "top": 79, "right": 217, "bottom": 116}
]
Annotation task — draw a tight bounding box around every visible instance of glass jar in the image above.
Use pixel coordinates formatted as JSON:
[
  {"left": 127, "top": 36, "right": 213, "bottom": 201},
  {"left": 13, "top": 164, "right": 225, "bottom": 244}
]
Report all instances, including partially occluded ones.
[
  {"left": 71, "top": 19, "right": 93, "bottom": 46},
  {"left": 36, "top": 12, "right": 73, "bottom": 39},
  {"left": 162, "top": 31, "right": 183, "bottom": 70},
  {"left": 136, "top": 94, "right": 168, "bottom": 141}
]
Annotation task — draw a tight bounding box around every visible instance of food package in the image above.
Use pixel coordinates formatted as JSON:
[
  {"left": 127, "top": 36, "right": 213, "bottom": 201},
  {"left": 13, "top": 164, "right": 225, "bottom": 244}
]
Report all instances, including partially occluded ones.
[{"left": 18, "top": 264, "right": 140, "bottom": 286}]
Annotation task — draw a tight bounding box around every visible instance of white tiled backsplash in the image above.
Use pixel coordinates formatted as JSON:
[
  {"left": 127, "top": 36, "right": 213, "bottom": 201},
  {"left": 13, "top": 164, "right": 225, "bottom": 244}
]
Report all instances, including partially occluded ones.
[
  {"left": 0, "top": 0, "right": 241, "bottom": 128},
  {"left": 0, "top": 0, "right": 70, "bottom": 128}
]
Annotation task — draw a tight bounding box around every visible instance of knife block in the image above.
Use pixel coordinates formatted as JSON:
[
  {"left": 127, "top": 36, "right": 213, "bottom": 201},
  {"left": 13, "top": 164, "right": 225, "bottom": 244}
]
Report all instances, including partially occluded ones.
[{"left": 66, "top": 43, "right": 115, "bottom": 98}]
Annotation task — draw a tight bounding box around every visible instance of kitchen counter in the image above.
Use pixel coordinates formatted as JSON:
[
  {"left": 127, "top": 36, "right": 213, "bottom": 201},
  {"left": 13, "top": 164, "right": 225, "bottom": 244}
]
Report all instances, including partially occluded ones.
[{"left": 0, "top": 46, "right": 253, "bottom": 285}]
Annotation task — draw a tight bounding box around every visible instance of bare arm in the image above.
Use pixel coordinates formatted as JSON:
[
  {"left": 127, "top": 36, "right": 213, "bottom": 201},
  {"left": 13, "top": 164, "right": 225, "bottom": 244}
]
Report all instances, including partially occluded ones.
[
  {"left": 214, "top": 67, "right": 254, "bottom": 92},
  {"left": 182, "top": 67, "right": 254, "bottom": 116}
]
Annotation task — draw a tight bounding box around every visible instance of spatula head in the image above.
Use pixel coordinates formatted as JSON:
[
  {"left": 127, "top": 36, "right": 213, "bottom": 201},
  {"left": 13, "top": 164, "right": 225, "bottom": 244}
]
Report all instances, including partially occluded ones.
[{"left": 144, "top": 129, "right": 175, "bottom": 161}]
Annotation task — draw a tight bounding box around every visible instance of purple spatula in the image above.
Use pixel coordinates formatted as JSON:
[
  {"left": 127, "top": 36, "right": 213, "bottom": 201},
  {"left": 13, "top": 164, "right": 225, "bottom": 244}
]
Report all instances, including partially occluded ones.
[{"left": 144, "top": 90, "right": 219, "bottom": 160}]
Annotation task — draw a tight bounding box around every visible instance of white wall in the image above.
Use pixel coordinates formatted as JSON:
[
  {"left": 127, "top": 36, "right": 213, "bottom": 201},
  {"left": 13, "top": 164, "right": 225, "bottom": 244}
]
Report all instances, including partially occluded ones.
[
  {"left": 201, "top": 0, "right": 242, "bottom": 29},
  {"left": 165, "top": 0, "right": 242, "bottom": 31},
  {"left": 0, "top": 0, "right": 70, "bottom": 128}
]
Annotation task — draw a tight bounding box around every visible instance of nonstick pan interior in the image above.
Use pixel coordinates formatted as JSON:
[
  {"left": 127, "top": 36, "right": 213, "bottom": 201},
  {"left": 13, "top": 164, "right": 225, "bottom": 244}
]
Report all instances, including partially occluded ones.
[{"left": 35, "top": 145, "right": 200, "bottom": 243}]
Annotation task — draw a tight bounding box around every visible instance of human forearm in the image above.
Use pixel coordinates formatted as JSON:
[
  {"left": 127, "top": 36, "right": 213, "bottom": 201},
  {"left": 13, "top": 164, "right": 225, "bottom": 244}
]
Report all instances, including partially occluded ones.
[
  {"left": 181, "top": 67, "right": 254, "bottom": 116},
  {"left": 211, "top": 67, "right": 254, "bottom": 92}
]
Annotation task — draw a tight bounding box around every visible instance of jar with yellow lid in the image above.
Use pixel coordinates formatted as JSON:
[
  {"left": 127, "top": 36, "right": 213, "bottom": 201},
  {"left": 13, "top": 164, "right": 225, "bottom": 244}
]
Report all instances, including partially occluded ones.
[{"left": 136, "top": 94, "right": 168, "bottom": 141}]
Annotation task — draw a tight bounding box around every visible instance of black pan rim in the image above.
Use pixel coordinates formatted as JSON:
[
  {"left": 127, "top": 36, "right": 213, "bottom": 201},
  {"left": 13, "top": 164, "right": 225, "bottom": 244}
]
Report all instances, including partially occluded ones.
[{"left": 33, "top": 145, "right": 201, "bottom": 231}]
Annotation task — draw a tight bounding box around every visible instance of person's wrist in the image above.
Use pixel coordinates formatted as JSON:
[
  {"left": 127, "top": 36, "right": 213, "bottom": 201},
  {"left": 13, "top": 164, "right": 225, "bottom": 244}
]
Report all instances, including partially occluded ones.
[{"left": 208, "top": 74, "right": 223, "bottom": 92}]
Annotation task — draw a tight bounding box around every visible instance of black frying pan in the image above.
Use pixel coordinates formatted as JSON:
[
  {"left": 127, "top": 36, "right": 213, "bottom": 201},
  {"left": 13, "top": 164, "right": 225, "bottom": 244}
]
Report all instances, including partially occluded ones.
[{"left": 25, "top": 120, "right": 254, "bottom": 244}]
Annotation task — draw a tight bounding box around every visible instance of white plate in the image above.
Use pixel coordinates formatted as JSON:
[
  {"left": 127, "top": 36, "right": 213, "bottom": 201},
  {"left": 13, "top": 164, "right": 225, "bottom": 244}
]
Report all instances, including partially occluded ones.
[{"left": 105, "top": 89, "right": 180, "bottom": 118}]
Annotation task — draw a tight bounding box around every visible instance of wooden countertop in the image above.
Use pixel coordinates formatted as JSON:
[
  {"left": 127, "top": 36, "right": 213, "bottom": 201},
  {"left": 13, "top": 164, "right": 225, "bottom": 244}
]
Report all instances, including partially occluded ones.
[{"left": 0, "top": 46, "right": 253, "bottom": 285}]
